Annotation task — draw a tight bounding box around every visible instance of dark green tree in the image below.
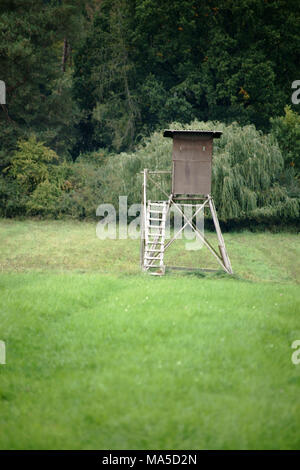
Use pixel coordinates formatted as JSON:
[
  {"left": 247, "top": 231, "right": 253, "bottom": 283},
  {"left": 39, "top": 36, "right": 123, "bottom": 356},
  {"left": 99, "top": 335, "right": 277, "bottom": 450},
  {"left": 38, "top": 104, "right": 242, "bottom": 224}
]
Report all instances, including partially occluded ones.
[
  {"left": 73, "top": 0, "right": 300, "bottom": 153},
  {"left": 0, "top": 0, "right": 86, "bottom": 166},
  {"left": 73, "top": 0, "right": 139, "bottom": 153},
  {"left": 271, "top": 106, "right": 300, "bottom": 171}
]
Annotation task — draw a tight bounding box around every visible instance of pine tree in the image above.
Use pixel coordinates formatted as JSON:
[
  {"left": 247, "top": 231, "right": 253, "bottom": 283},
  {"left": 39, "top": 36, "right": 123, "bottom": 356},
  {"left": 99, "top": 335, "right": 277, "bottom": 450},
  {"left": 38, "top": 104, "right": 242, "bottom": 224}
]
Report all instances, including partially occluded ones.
[{"left": 0, "top": 0, "right": 86, "bottom": 164}]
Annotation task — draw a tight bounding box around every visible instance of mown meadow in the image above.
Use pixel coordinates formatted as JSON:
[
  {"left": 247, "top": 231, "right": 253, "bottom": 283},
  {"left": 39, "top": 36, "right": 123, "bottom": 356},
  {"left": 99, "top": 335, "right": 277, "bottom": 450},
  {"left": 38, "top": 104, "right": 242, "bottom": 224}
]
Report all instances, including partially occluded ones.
[
  {"left": 1, "top": 0, "right": 300, "bottom": 451},
  {"left": 0, "top": 220, "right": 299, "bottom": 449}
]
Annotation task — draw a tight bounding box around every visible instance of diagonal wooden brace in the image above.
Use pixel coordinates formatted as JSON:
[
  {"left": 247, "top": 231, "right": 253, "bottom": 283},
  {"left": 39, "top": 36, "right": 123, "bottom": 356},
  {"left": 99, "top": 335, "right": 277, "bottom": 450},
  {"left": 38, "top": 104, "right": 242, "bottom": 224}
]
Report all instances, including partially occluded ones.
[{"left": 164, "top": 198, "right": 209, "bottom": 251}]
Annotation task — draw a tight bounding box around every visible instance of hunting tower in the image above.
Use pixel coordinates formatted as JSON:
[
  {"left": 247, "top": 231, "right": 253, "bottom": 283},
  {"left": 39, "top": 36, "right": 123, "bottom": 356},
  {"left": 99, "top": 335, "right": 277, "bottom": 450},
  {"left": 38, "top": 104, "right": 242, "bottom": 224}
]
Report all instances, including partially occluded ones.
[{"left": 140, "top": 130, "right": 233, "bottom": 275}]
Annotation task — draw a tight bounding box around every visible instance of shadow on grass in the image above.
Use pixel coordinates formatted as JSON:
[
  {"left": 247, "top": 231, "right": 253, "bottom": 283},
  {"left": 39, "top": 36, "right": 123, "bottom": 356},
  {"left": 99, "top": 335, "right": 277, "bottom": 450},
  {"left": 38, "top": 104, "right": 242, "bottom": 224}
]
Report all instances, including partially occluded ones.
[
  {"left": 118, "top": 266, "right": 252, "bottom": 283},
  {"left": 164, "top": 267, "right": 252, "bottom": 282}
]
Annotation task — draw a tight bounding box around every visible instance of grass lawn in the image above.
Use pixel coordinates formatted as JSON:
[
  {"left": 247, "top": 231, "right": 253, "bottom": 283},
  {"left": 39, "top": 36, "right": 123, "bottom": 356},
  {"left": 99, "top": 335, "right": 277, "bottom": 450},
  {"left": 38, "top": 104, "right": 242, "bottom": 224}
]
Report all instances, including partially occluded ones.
[{"left": 0, "top": 219, "right": 299, "bottom": 449}]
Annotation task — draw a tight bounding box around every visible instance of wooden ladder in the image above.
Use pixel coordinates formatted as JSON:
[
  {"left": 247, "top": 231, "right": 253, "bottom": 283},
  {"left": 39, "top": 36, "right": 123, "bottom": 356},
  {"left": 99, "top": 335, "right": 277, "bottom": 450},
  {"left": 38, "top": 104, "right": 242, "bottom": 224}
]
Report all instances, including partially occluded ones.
[{"left": 143, "top": 201, "right": 168, "bottom": 275}]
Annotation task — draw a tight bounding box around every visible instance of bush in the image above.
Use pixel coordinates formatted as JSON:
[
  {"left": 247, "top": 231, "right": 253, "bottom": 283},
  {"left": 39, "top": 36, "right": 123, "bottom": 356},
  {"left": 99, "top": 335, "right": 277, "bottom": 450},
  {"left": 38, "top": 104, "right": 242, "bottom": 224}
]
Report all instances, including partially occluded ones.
[
  {"left": 1, "top": 123, "right": 299, "bottom": 227},
  {"left": 0, "top": 175, "right": 27, "bottom": 217},
  {"left": 57, "top": 161, "right": 103, "bottom": 219},
  {"left": 26, "top": 180, "right": 62, "bottom": 217},
  {"left": 9, "top": 135, "right": 59, "bottom": 193},
  {"left": 1, "top": 136, "right": 62, "bottom": 217},
  {"left": 271, "top": 106, "right": 300, "bottom": 172}
]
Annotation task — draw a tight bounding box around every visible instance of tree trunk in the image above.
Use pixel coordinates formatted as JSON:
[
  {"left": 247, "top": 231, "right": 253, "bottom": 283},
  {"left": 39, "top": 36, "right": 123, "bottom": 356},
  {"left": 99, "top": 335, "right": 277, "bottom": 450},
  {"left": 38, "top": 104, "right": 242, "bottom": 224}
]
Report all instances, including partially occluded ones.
[{"left": 62, "top": 38, "right": 68, "bottom": 72}]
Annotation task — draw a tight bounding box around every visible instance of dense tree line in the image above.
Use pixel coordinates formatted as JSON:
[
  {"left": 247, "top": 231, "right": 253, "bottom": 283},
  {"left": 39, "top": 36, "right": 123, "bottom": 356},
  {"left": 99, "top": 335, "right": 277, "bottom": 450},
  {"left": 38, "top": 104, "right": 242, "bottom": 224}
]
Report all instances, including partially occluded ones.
[
  {"left": 1, "top": 0, "right": 300, "bottom": 156},
  {"left": 73, "top": 0, "right": 300, "bottom": 152},
  {"left": 1, "top": 118, "right": 299, "bottom": 228},
  {"left": 0, "top": 0, "right": 299, "bottom": 226}
]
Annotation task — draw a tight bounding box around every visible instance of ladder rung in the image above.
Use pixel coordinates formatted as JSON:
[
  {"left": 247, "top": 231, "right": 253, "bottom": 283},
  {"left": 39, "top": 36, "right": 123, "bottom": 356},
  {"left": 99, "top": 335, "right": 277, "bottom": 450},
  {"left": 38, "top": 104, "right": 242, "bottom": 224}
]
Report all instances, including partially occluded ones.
[
  {"left": 146, "top": 237, "right": 164, "bottom": 243},
  {"left": 147, "top": 233, "right": 164, "bottom": 236},
  {"left": 146, "top": 254, "right": 163, "bottom": 257},
  {"left": 146, "top": 233, "right": 164, "bottom": 236},
  {"left": 146, "top": 231, "right": 165, "bottom": 238},
  {"left": 144, "top": 201, "right": 167, "bottom": 275}
]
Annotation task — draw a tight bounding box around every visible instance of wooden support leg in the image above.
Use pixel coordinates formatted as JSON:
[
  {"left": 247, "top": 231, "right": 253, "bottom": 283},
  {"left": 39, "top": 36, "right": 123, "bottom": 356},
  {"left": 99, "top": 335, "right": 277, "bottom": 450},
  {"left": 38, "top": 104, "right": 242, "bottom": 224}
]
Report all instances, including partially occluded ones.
[
  {"left": 170, "top": 198, "right": 230, "bottom": 273},
  {"left": 208, "top": 196, "right": 233, "bottom": 274},
  {"left": 139, "top": 171, "right": 233, "bottom": 276},
  {"left": 164, "top": 198, "right": 209, "bottom": 251},
  {"left": 140, "top": 169, "right": 148, "bottom": 270}
]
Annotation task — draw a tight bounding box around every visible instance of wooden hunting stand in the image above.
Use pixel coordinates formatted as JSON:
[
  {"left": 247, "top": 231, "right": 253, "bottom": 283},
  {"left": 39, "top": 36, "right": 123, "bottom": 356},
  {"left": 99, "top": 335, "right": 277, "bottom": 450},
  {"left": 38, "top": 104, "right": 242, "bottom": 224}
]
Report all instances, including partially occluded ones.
[{"left": 140, "top": 130, "right": 233, "bottom": 276}]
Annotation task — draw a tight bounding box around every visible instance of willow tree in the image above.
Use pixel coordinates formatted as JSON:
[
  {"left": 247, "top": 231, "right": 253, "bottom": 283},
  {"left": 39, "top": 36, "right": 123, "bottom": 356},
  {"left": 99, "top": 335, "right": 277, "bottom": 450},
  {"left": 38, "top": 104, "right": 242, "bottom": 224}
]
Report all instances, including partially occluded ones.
[
  {"left": 98, "top": 120, "right": 299, "bottom": 225},
  {"left": 211, "top": 123, "right": 299, "bottom": 223}
]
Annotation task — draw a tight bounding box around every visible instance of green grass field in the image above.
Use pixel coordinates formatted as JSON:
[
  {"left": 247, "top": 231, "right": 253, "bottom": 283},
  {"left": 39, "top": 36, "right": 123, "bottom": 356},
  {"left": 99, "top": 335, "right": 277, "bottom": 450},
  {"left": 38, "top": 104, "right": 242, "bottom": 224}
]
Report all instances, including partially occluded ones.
[{"left": 0, "top": 219, "right": 299, "bottom": 449}]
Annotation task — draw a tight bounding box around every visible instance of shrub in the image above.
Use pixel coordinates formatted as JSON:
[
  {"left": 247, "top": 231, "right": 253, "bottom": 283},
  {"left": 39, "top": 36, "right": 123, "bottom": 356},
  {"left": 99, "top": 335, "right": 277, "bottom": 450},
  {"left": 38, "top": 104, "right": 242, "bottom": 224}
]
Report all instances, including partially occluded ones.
[
  {"left": 271, "top": 106, "right": 300, "bottom": 172},
  {"left": 9, "top": 135, "right": 59, "bottom": 193},
  {"left": 57, "top": 161, "right": 103, "bottom": 219},
  {"left": 2, "top": 136, "right": 62, "bottom": 217},
  {"left": 0, "top": 175, "right": 27, "bottom": 217},
  {"left": 1, "top": 123, "right": 299, "bottom": 227},
  {"left": 26, "top": 180, "right": 62, "bottom": 217}
]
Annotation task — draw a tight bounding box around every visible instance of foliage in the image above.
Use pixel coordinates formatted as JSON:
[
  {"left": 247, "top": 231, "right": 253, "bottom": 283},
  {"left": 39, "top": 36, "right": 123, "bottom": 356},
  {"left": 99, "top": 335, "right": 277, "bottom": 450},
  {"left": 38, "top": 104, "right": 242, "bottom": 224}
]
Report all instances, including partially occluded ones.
[
  {"left": 271, "top": 106, "right": 300, "bottom": 172},
  {"left": 1, "top": 121, "right": 299, "bottom": 226},
  {"left": 1, "top": 121, "right": 299, "bottom": 225},
  {"left": 26, "top": 180, "right": 63, "bottom": 217},
  {"left": 0, "top": 0, "right": 299, "bottom": 159},
  {"left": 75, "top": 148, "right": 111, "bottom": 166},
  {"left": 73, "top": 0, "right": 300, "bottom": 153},
  {"left": 9, "top": 136, "right": 59, "bottom": 193},
  {"left": 98, "top": 120, "right": 300, "bottom": 225},
  {"left": 1, "top": 0, "right": 299, "bottom": 162},
  {"left": 0, "top": 175, "right": 26, "bottom": 218},
  {"left": 2, "top": 136, "right": 61, "bottom": 216},
  {"left": 73, "top": 0, "right": 139, "bottom": 153},
  {"left": 0, "top": 0, "right": 86, "bottom": 162},
  {"left": 58, "top": 161, "right": 103, "bottom": 219}
]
